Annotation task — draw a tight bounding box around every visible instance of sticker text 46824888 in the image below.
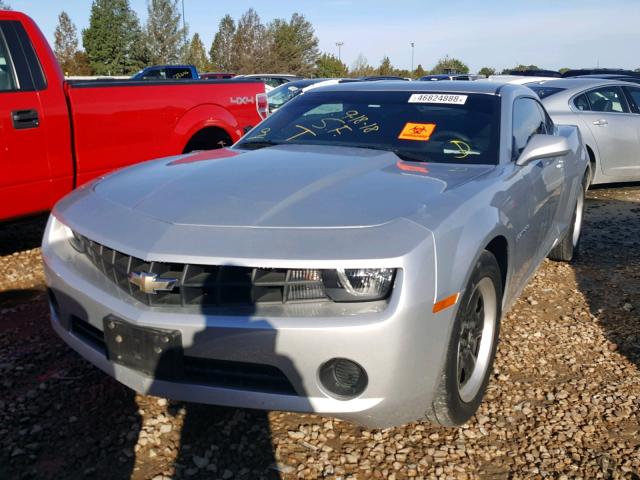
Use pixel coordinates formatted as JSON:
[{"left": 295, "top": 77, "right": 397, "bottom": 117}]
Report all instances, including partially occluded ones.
[{"left": 408, "top": 93, "right": 468, "bottom": 105}]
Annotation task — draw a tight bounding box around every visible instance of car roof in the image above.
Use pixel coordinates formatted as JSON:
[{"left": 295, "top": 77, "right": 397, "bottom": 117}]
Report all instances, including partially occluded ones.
[
  {"left": 145, "top": 64, "right": 194, "bottom": 69},
  {"left": 485, "top": 75, "right": 558, "bottom": 85},
  {"left": 285, "top": 78, "right": 332, "bottom": 88},
  {"left": 530, "top": 78, "right": 636, "bottom": 89},
  {"left": 315, "top": 80, "right": 505, "bottom": 95},
  {"left": 242, "top": 74, "right": 301, "bottom": 78}
]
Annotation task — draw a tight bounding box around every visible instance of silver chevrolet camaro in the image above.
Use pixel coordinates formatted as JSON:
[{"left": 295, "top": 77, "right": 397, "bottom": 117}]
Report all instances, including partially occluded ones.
[
  {"left": 43, "top": 81, "right": 589, "bottom": 427},
  {"left": 528, "top": 78, "right": 640, "bottom": 185}
]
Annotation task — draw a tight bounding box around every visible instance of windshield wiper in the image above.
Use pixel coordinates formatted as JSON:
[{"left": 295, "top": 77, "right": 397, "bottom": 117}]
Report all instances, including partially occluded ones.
[
  {"left": 235, "top": 139, "right": 283, "bottom": 150},
  {"left": 352, "top": 144, "right": 429, "bottom": 163}
]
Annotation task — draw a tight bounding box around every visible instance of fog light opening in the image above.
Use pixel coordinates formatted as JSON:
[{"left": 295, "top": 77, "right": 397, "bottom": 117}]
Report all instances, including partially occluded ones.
[{"left": 319, "top": 358, "right": 368, "bottom": 400}]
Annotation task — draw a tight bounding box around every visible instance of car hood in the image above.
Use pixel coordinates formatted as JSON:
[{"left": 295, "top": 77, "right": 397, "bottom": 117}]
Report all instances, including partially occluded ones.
[{"left": 93, "top": 145, "right": 494, "bottom": 229}]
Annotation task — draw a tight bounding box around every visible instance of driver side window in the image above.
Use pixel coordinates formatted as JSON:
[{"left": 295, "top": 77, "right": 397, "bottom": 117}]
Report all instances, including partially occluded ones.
[{"left": 512, "top": 98, "right": 546, "bottom": 161}]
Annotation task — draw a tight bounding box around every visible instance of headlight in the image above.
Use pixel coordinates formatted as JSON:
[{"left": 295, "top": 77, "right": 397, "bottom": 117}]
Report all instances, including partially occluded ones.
[
  {"left": 322, "top": 268, "right": 396, "bottom": 302},
  {"left": 59, "top": 221, "right": 86, "bottom": 253}
]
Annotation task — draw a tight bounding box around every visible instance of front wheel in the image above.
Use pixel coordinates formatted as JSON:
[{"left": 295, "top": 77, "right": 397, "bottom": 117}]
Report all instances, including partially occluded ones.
[{"left": 424, "top": 251, "right": 502, "bottom": 426}]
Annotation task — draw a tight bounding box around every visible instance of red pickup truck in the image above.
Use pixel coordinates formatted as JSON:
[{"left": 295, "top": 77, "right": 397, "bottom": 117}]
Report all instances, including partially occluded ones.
[{"left": 0, "top": 11, "right": 267, "bottom": 221}]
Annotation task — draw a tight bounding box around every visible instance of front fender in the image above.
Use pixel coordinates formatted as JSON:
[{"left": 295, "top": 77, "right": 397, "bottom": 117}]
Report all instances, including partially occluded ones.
[
  {"left": 170, "top": 104, "right": 242, "bottom": 151},
  {"left": 433, "top": 200, "right": 512, "bottom": 308}
]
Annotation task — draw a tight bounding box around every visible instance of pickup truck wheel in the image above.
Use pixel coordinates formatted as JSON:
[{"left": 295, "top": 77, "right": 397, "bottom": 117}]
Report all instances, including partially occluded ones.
[
  {"left": 548, "top": 172, "right": 588, "bottom": 262},
  {"left": 183, "top": 128, "right": 232, "bottom": 153},
  {"left": 425, "top": 251, "right": 502, "bottom": 426}
]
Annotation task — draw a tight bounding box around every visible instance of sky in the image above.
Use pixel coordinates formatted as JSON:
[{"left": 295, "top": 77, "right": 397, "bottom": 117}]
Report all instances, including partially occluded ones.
[{"left": 11, "top": 0, "right": 640, "bottom": 72}]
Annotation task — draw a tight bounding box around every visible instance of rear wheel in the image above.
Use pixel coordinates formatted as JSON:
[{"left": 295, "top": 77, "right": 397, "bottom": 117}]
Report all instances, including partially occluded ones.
[
  {"left": 548, "top": 171, "right": 588, "bottom": 262},
  {"left": 425, "top": 251, "right": 502, "bottom": 426},
  {"left": 183, "top": 127, "right": 232, "bottom": 153}
]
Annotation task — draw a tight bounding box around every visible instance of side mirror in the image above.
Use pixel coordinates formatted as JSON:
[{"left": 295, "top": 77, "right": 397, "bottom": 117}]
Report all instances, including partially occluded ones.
[{"left": 515, "top": 134, "right": 570, "bottom": 166}]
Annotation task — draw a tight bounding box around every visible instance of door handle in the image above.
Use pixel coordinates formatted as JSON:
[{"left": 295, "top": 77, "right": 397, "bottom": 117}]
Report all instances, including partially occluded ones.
[
  {"left": 592, "top": 119, "right": 608, "bottom": 126},
  {"left": 11, "top": 109, "right": 40, "bottom": 129}
]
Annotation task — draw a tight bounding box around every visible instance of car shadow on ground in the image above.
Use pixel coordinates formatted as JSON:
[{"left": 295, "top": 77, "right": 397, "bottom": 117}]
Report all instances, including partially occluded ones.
[
  {"left": 0, "top": 214, "right": 48, "bottom": 256},
  {"left": 573, "top": 186, "right": 640, "bottom": 370},
  {"left": 141, "top": 313, "right": 307, "bottom": 479},
  {"left": 0, "top": 292, "right": 141, "bottom": 480}
]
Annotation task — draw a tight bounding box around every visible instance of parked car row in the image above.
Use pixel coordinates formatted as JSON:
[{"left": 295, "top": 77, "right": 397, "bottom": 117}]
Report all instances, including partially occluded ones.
[{"left": 130, "top": 65, "right": 303, "bottom": 90}]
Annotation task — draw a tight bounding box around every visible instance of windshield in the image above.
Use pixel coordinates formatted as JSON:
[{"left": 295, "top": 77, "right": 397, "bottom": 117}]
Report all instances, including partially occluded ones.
[
  {"left": 267, "top": 83, "right": 304, "bottom": 111},
  {"left": 527, "top": 85, "right": 566, "bottom": 99},
  {"left": 235, "top": 90, "right": 501, "bottom": 165}
]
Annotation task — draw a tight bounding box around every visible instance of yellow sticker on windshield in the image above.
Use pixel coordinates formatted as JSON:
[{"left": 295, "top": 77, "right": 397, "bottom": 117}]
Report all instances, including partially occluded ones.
[{"left": 398, "top": 123, "right": 436, "bottom": 141}]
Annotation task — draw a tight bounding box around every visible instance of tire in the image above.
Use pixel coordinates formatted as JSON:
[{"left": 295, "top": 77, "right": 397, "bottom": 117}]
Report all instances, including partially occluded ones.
[
  {"left": 424, "top": 251, "right": 503, "bottom": 426},
  {"left": 183, "top": 128, "right": 232, "bottom": 153},
  {"left": 548, "top": 172, "right": 588, "bottom": 262}
]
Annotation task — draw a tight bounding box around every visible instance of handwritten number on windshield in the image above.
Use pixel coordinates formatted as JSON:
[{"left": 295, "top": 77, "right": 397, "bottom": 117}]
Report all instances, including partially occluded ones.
[{"left": 284, "top": 109, "right": 380, "bottom": 142}]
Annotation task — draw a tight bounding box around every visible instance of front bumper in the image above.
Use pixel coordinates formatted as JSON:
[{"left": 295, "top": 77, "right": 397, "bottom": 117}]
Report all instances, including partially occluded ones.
[{"left": 43, "top": 215, "right": 455, "bottom": 428}]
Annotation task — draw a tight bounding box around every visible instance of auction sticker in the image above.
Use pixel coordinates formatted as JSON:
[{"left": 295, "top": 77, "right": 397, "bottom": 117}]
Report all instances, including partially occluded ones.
[
  {"left": 398, "top": 122, "right": 436, "bottom": 141},
  {"left": 408, "top": 93, "right": 468, "bottom": 105}
]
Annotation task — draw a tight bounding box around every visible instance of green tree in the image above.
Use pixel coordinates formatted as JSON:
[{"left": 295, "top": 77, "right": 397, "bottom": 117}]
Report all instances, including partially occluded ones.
[
  {"left": 265, "top": 13, "right": 319, "bottom": 76},
  {"left": 504, "top": 64, "right": 540, "bottom": 74},
  {"left": 185, "top": 33, "right": 208, "bottom": 71},
  {"left": 54, "top": 12, "right": 80, "bottom": 75},
  {"left": 209, "top": 14, "right": 236, "bottom": 71},
  {"left": 478, "top": 66, "right": 496, "bottom": 77},
  {"left": 350, "top": 53, "right": 375, "bottom": 77},
  {"left": 558, "top": 67, "right": 570, "bottom": 75},
  {"left": 145, "top": 0, "right": 186, "bottom": 64},
  {"left": 378, "top": 56, "right": 394, "bottom": 76},
  {"left": 83, "top": 0, "right": 146, "bottom": 75},
  {"left": 431, "top": 55, "right": 469, "bottom": 74},
  {"left": 72, "top": 51, "right": 94, "bottom": 75},
  {"left": 315, "top": 53, "right": 347, "bottom": 77},
  {"left": 413, "top": 64, "right": 426, "bottom": 78},
  {"left": 232, "top": 9, "right": 266, "bottom": 74}
]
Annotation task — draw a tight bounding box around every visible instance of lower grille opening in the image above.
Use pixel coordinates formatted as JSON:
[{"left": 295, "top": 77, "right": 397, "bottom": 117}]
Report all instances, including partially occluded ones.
[
  {"left": 70, "top": 317, "right": 297, "bottom": 395},
  {"left": 47, "top": 288, "right": 60, "bottom": 317},
  {"left": 71, "top": 316, "right": 106, "bottom": 354},
  {"left": 181, "top": 357, "right": 298, "bottom": 396}
]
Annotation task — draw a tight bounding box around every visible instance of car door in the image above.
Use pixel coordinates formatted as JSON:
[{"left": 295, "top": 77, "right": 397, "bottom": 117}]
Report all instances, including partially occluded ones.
[
  {"left": 621, "top": 86, "right": 640, "bottom": 180},
  {"left": 574, "top": 85, "right": 638, "bottom": 178},
  {"left": 0, "top": 20, "right": 51, "bottom": 219},
  {"left": 511, "top": 97, "right": 565, "bottom": 270}
]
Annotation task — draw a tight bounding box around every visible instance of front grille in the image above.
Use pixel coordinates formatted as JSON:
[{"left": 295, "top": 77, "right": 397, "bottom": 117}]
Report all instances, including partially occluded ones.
[
  {"left": 70, "top": 317, "right": 298, "bottom": 395},
  {"left": 76, "top": 235, "right": 330, "bottom": 308}
]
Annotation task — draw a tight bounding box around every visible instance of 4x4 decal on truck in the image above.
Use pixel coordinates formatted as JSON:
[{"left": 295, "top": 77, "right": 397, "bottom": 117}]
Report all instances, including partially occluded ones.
[{"left": 230, "top": 96, "right": 255, "bottom": 105}]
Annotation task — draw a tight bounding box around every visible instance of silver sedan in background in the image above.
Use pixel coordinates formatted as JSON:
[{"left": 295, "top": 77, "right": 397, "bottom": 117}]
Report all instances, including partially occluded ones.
[
  {"left": 43, "top": 81, "right": 588, "bottom": 427},
  {"left": 529, "top": 78, "right": 640, "bottom": 185}
]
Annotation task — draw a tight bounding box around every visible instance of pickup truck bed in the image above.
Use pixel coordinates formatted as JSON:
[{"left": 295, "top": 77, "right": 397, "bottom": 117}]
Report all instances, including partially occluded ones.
[{"left": 66, "top": 79, "right": 264, "bottom": 186}]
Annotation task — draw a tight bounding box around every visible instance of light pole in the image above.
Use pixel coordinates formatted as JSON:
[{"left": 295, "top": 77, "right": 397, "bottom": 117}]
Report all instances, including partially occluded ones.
[
  {"left": 410, "top": 42, "right": 415, "bottom": 73},
  {"left": 336, "top": 42, "right": 344, "bottom": 62},
  {"left": 181, "top": 0, "right": 187, "bottom": 49}
]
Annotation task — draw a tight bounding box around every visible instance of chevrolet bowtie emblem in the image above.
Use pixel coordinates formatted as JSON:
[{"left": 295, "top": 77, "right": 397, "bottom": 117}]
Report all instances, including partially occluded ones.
[{"left": 128, "top": 271, "right": 178, "bottom": 294}]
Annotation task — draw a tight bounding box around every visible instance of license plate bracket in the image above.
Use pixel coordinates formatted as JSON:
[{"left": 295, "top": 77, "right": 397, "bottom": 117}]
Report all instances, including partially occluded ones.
[{"left": 102, "top": 315, "right": 183, "bottom": 379}]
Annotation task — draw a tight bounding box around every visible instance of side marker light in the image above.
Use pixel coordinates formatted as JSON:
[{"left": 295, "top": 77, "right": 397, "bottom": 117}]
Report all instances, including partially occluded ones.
[{"left": 432, "top": 292, "right": 460, "bottom": 313}]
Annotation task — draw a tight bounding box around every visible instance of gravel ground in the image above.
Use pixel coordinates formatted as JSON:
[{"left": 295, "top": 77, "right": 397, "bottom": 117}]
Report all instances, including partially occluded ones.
[{"left": 1, "top": 186, "right": 639, "bottom": 479}]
